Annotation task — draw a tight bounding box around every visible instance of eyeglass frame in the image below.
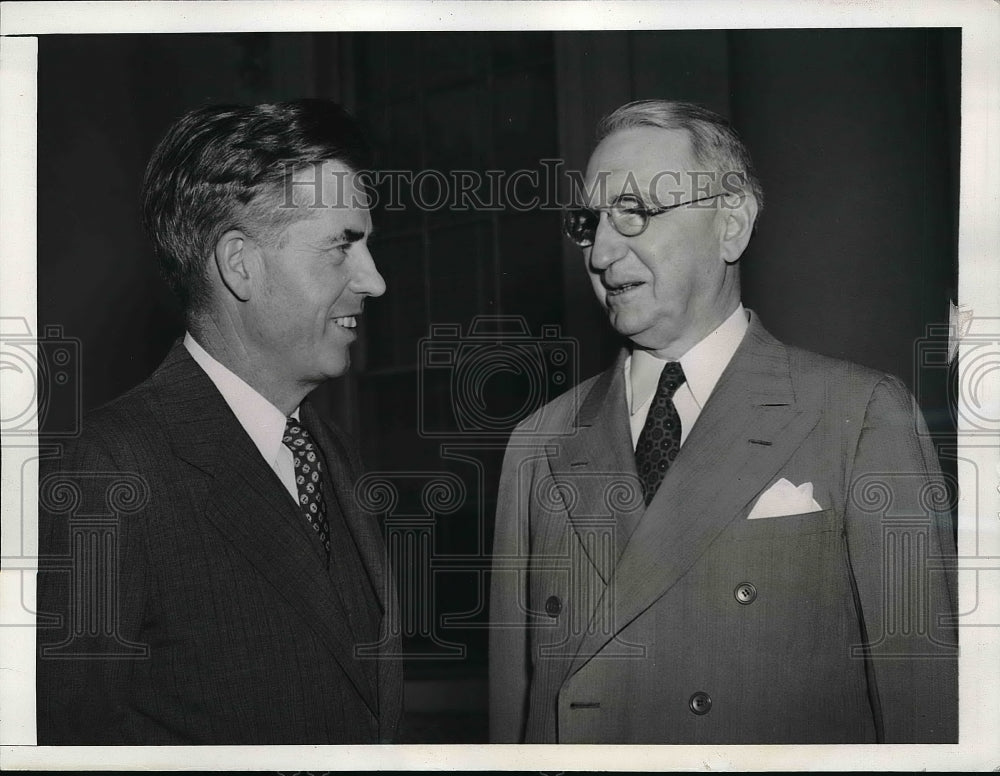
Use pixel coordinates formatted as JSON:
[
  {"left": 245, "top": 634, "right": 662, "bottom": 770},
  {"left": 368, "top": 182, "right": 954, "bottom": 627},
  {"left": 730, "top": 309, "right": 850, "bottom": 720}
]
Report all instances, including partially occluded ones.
[{"left": 562, "top": 192, "right": 727, "bottom": 248}]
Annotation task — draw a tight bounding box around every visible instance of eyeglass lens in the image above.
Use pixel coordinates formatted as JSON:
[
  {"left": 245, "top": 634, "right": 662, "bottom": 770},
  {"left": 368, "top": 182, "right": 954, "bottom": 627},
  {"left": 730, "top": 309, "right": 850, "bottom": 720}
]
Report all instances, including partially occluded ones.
[
  {"left": 562, "top": 208, "right": 598, "bottom": 246},
  {"left": 563, "top": 205, "right": 649, "bottom": 247}
]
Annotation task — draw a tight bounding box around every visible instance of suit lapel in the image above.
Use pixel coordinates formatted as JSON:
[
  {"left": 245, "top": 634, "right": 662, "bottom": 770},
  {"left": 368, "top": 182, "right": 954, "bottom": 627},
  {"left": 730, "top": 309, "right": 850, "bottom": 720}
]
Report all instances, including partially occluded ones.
[
  {"left": 565, "top": 317, "right": 823, "bottom": 676},
  {"left": 148, "top": 342, "right": 377, "bottom": 715},
  {"left": 547, "top": 351, "right": 640, "bottom": 583}
]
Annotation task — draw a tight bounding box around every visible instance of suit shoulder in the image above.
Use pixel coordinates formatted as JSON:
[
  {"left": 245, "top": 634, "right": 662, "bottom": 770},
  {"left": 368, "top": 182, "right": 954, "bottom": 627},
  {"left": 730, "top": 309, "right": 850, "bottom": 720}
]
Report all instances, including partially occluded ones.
[
  {"left": 59, "top": 373, "right": 167, "bottom": 469},
  {"left": 90, "top": 370, "right": 166, "bottom": 432},
  {"left": 783, "top": 343, "right": 908, "bottom": 403}
]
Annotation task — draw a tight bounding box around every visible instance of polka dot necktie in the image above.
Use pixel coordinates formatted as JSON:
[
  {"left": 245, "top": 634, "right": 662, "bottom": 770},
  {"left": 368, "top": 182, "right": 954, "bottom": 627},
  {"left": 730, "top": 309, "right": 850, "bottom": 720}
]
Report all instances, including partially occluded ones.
[
  {"left": 634, "top": 361, "right": 687, "bottom": 506},
  {"left": 282, "top": 418, "right": 331, "bottom": 557}
]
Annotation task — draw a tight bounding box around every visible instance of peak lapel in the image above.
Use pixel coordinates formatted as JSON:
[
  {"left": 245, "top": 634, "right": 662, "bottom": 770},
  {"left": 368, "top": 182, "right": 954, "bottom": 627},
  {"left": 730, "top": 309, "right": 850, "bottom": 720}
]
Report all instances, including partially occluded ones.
[
  {"left": 547, "top": 352, "right": 641, "bottom": 583},
  {"left": 566, "top": 318, "right": 823, "bottom": 676},
  {"left": 150, "top": 344, "right": 377, "bottom": 714}
]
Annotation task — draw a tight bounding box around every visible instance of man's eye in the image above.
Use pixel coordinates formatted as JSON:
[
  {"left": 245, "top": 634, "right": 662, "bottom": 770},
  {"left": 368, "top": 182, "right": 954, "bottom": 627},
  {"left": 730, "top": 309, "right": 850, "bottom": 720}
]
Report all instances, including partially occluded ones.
[
  {"left": 614, "top": 197, "right": 648, "bottom": 214},
  {"left": 323, "top": 245, "right": 349, "bottom": 263}
]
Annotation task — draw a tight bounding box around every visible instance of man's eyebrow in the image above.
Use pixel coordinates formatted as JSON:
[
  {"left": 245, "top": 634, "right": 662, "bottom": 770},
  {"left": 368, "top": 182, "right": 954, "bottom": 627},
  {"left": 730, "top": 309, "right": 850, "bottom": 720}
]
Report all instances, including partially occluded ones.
[{"left": 329, "top": 227, "right": 368, "bottom": 244}]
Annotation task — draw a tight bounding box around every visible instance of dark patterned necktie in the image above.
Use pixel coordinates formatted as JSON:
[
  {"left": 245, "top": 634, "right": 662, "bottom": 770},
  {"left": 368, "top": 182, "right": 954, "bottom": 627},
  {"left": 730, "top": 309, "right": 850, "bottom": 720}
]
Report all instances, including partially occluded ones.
[
  {"left": 282, "top": 418, "right": 331, "bottom": 557},
  {"left": 635, "top": 361, "right": 687, "bottom": 506}
]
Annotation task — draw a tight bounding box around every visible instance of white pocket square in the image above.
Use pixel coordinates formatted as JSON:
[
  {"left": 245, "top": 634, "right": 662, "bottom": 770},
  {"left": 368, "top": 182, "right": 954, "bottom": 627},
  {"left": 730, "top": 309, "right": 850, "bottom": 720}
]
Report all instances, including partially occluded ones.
[{"left": 747, "top": 478, "right": 823, "bottom": 519}]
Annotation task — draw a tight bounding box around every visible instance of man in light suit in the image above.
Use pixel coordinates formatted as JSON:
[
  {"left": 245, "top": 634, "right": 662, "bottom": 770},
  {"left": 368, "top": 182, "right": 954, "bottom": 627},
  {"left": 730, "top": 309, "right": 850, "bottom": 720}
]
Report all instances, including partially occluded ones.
[
  {"left": 489, "top": 100, "right": 957, "bottom": 744},
  {"left": 36, "top": 100, "right": 401, "bottom": 743}
]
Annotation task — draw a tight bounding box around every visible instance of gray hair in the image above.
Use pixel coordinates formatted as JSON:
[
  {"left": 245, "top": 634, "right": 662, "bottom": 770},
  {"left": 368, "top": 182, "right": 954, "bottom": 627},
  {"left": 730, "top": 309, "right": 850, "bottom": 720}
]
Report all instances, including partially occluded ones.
[{"left": 598, "top": 100, "right": 764, "bottom": 217}]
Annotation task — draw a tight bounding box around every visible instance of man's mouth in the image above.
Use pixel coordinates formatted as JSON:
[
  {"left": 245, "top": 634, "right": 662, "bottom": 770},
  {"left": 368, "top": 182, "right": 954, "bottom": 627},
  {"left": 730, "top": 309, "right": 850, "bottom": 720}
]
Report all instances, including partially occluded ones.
[
  {"left": 332, "top": 316, "right": 358, "bottom": 329},
  {"left": 606, "top": 281, "right": 643, "bottom": 297}
]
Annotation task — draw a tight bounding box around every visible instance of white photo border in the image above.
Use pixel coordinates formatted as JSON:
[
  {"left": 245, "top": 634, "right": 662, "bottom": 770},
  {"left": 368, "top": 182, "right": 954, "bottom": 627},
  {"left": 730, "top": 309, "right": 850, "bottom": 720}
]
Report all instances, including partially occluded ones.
[{"left": 2, "top": 1, "right": 998, "bottom": 771}]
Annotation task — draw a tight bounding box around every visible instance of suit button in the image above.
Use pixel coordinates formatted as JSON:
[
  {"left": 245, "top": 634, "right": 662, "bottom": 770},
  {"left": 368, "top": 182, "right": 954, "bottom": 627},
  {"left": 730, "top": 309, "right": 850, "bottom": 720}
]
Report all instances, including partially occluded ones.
[
  {"left": 545, "top": 595, "right": 562, "bottom": 617},
  {"left": 689, "top": 691, "right": 712, "bottom": 715},
  {"left": 734, "top": 582, "right": 757, "bottom": 605}
]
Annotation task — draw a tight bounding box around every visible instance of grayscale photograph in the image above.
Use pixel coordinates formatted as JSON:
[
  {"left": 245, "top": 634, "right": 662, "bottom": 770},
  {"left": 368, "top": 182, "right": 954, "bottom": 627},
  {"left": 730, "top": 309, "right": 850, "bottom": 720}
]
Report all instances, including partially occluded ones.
[{"left": 1, "top": 2, "right": 997, "bottom": 773}]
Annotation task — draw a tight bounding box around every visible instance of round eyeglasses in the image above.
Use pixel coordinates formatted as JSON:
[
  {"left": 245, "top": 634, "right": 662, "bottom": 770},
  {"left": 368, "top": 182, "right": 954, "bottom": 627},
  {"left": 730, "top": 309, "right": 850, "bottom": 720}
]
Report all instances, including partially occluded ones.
[{"left": 562, "top": 193, "right": 725, "bottom": 248}]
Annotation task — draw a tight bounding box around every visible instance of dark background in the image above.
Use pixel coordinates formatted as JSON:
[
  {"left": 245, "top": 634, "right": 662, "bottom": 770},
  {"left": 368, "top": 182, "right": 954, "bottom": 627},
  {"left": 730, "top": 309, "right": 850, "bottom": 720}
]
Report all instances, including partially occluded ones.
[{"left": 37, "top": 29, "right": 960, "bottom": 742}]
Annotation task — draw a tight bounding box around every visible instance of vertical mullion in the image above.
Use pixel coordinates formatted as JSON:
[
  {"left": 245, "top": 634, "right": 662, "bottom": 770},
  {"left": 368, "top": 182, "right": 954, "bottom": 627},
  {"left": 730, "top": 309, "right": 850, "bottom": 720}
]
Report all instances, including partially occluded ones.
[
  {"left": 485, "top": 41, "right": 501, "bottom": 323},
  {"left": 418, "top": 34, "right": 432, "bottom": 360}
]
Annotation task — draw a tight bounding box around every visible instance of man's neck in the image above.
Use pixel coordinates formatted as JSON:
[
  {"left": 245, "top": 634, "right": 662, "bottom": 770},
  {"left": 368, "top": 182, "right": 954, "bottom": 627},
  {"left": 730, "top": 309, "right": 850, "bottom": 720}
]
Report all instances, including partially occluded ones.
[
  {"left": 641, "top": 299, "right": 743, "bottom": 361},
  {"left": 188, "top": 316, "right": 309, "bottom": 416}
]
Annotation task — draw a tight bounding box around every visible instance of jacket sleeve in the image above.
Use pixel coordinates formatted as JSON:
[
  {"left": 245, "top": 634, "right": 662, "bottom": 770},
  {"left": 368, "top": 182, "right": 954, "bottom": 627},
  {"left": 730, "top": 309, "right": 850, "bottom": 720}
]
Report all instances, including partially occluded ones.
[
  {"left": 488, "top": 437, "right": 536, "bottom": 743},
  {"left": 842, "top": 376, "right": 958, "bottom": 742},
  {"left": 36, "top": 434, "right": 150, "bottom": 744}
]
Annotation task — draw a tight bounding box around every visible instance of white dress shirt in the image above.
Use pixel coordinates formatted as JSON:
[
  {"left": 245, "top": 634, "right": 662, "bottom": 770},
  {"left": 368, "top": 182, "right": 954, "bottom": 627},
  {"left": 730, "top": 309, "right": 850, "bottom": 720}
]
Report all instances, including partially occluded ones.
[
  {"left": 625, "top": 305, "right": 749, "bottom": 449},
  {"left": 184, "top": 333, "right": 299, "bottom": 503}
]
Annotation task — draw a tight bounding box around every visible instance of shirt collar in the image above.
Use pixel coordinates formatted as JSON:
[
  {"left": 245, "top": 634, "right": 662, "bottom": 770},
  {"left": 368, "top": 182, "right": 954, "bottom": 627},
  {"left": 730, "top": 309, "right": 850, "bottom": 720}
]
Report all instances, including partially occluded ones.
[
  {"left": 627, "top": 304, "right": 749, "bottom": 414},
  {"left": 184, "top": 333, "right": 298, "bottom": 465}
]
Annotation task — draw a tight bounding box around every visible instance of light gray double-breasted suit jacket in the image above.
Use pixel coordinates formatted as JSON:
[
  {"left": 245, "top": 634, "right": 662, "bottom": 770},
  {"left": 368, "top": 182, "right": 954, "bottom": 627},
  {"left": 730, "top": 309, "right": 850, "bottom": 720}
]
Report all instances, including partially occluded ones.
[{"left": 489, "top": 314, "right": 957, "bottom": 743}]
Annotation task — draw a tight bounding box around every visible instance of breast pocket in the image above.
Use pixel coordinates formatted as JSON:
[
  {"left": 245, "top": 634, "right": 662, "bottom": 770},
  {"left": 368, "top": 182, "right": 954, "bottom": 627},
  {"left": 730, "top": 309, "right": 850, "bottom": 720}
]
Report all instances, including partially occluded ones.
[{"left": 723, "top": 507, "right": 840, "bottom": 543}]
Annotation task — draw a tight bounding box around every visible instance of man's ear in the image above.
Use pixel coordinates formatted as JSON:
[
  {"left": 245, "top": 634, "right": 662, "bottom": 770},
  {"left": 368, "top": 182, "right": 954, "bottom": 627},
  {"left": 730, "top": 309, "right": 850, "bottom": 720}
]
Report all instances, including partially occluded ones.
[
  {"left": 719, "top": 192, "right": 759, "bottom": 265},
  {"left": 214, "top": 229, "right": 255, "bottom": 302}
]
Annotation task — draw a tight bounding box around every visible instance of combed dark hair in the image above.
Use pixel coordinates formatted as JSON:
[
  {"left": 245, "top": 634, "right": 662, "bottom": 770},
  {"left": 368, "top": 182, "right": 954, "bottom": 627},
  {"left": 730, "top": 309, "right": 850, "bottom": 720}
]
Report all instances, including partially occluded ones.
[
  {"left": 597, "top": 100, "right": 764, "bottom": 218},
  {"left": 140, "top": 99, "right": 372, "bottom": 315}
]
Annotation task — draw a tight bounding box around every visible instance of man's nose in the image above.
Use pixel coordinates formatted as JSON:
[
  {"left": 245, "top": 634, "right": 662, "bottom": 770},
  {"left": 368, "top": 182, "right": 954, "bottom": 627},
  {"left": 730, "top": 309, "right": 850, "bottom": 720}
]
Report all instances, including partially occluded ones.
[
  {"left": 352, "top": 244, "right": 387, "bottom": 297},
  {"left": 588, "top": 212, "right": 629, "bottom": 272}
]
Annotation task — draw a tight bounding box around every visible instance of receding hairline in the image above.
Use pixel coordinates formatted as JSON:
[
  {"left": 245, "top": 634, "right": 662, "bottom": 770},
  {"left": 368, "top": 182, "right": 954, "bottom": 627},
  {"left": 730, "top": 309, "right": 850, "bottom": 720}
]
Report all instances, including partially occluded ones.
[
  {"left": 599, "top": 104, "right": 728, "bottom": 168},
  {"left": 594, "top": 99, "right": 764, "bottom": 213},
  {"left": 591, "top": 124, "right": 701, "bottom": 165}
]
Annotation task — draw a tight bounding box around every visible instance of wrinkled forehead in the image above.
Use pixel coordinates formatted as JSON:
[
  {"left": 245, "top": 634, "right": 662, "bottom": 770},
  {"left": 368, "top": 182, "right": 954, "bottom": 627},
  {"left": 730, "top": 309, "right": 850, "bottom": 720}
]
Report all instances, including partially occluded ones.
[
  {"left": 582, "top": 126, "right": 705, "bottom": 208},
  {"left": 283, "top": 159, "right": 371, "bottom": 211}
]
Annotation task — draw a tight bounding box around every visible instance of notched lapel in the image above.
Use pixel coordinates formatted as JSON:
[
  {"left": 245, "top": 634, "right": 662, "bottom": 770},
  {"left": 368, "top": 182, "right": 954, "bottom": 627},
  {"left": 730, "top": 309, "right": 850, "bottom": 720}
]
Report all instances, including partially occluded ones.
[
  {"left": 547, "top": 353, "right": 641, "bottom": 582},
  {"left": 301, "top": 401, "right": 389, "bottom": 619},
  {"left": 152, "top": 344, "right": 377, "bottom": 715},
  {"left": 202, "top": 460, "right": 377, "bottom": 714}
]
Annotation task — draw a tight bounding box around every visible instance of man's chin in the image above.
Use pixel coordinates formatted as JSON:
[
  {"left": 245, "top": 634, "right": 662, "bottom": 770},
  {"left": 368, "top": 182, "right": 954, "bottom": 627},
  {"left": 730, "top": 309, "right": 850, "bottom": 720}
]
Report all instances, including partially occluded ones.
[
  {"left": 326, "top": 360, "right": 351, "bottom": 379},
  {"left": 607, "top": 312, "right": 648, "bottom": 342},
  {"left": 316, "top": 350, "right": 351, "bottom": 381},
  {"left": 614, "top": 325, "right": 673, "bottom": 353}
]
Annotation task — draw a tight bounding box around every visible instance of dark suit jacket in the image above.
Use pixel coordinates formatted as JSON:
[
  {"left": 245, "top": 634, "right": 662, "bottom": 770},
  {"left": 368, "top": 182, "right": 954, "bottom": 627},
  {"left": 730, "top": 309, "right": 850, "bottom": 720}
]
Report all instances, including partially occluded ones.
[
  {"left": 36, "top": 342, "right": 402, "bottom": 744},
  {"left": 489, "top": 314, "right": 957, "bottom": 744}
]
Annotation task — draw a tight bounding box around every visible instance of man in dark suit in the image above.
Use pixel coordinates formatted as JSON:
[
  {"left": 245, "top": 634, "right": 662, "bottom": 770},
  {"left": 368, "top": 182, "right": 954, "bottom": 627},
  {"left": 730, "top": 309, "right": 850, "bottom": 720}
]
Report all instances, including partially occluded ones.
[
  {"left": 36, "top": 99, "right": 402, "bottom": 744},
  {"left": 489, "top": 100, "right": 957, "bottom": 743}
]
